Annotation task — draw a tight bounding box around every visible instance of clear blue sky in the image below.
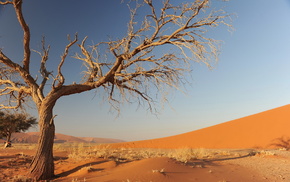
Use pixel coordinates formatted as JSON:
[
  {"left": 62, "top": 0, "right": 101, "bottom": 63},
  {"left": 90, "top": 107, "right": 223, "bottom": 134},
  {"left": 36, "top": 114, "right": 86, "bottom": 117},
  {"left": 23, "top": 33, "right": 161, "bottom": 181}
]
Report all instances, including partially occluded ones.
[{"left": 1, "top": 0, "right": 290, "bottom": 141}]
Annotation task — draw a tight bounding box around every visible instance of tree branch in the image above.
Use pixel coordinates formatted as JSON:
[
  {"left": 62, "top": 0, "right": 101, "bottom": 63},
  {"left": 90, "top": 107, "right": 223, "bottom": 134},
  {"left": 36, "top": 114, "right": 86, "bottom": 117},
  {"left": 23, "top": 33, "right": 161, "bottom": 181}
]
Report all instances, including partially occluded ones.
[
  {"left": 82, "top": 0, "right": 231, "bottom": 112},
  {"left": 0, "top": 78, "right": 30, "bottom": 109},
  {"left": 33, "top": 37, "right": 51, "bottom": 100},
  {"left": 0, "top": 1, "right": 13, "bottom": 5},
  {"left": 0, "top": 50, "right": 37, "bottom": 86},
  {"left": 53, "top": 34, "right": 78, "bottom": 88},
  {"left": 13, "top": 0, "right": 31, "bottom": 72},
  {"left": 75, "top": 37, "right": 103, "bottom": 82},
  {"left": 1, "top": 0, "right": 232, "bottom": 115}
]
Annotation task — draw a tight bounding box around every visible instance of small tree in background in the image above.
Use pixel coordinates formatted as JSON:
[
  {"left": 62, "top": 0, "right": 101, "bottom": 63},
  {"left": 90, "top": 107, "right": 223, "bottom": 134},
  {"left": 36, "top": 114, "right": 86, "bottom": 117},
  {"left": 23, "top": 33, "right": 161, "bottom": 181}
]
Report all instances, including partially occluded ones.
[
  {"left": 0, "top": 111, "right": 37, "bottom": 148},
  {"left": 0, "top": 0, "right": 232, "bottom": 180}
]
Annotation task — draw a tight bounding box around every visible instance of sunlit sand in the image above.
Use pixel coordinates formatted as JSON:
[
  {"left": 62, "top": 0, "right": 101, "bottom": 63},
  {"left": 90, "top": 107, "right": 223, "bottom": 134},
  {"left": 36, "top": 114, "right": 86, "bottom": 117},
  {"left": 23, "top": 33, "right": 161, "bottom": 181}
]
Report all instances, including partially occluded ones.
[{"left": 1, "top": 105, "right": 290, "bottom": 181}]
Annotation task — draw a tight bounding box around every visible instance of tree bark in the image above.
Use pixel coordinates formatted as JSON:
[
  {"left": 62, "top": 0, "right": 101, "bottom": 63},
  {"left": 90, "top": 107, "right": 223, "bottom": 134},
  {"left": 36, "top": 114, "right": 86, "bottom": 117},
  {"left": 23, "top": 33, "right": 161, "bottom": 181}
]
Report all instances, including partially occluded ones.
[
  {"left": 3, "top": 132, "right": 12, "bottom": 148},
  {"left": 29, "top": 101, "right": 56, "bottom": 180},
  {"left": 6, "top": 132, "right": 11, "bottom": 143}
]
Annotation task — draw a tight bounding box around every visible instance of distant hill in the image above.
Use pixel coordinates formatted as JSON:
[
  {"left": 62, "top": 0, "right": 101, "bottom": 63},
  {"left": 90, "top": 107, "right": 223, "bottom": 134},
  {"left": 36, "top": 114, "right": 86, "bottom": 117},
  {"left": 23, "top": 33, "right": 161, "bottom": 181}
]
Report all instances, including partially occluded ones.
[
  {"left": 0, "top": 132, "right": 125, "bottom": 144},
  {"left": 112, "top": 104, "right": 290, "bottom": 149}
]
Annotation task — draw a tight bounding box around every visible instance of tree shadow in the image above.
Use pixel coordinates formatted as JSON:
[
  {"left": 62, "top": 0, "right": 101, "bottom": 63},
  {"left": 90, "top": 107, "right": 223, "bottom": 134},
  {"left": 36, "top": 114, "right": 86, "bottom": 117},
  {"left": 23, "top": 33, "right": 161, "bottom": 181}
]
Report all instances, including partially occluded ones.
[
  {"left": 205, "top": 151, "right": 256, "bottom": 162},
  {"left": 269, "top": 136, "right": 290, "bottom": 150},
  {"left": 53, "top": 156, "right": 68, "bottom": 161},
  {"left": 56, "top": 160, "right": 109, "bottom": 178},
  {"left": 184, "top": 151, "right": 256, "bottom": 169},
  {"left": 185, "top": 159, "right": 216, "bottom": 168},
  {"left": 0, "top": 155, "right": 18, "bottom": 159}
]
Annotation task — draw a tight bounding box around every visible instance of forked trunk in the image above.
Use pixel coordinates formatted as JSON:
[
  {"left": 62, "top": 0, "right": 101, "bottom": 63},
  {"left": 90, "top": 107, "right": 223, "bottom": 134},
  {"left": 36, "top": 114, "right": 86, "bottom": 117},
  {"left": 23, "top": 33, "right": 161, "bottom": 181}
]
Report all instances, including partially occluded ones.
[{"left": 29, "top": 102, "right": 56, "bottom": 180}]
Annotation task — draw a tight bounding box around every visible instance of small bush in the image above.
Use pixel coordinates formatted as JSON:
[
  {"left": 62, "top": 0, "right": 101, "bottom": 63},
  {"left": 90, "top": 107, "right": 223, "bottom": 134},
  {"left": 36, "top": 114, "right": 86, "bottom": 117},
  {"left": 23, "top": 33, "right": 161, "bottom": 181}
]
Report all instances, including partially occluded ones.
[{"left": 11, "top": 175, "right": 35, "bottom": 182}]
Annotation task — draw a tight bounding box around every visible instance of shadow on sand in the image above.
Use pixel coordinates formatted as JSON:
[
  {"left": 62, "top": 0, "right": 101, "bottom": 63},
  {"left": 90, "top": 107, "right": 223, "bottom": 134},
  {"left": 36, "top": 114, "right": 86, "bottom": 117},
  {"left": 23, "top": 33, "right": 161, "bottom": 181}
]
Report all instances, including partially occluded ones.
[
  {"left": 54, "top": 149, "right": 257, "bottom": 180},
  {"left": 56, "top": 160, "right": 109, "bottom": 178},
  {"left": 269, "top": 136, "right": 290, "bottom": 150},
  {"left": 182, "top": 150, "right": 256, "bottom": 170},
  {"left": 206, "top": 151, "right": 256, "bottom": 162}
]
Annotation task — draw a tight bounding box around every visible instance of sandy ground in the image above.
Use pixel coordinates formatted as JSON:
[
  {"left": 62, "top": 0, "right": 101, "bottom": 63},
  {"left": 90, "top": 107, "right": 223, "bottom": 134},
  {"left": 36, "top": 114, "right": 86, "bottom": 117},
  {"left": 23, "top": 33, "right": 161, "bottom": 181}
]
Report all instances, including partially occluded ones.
[
  {"left": 1, "top": 147, "right": 290, "bottom": 182},
  {"left": 2, "top": 105, "right": 290, "bottom": 181}
]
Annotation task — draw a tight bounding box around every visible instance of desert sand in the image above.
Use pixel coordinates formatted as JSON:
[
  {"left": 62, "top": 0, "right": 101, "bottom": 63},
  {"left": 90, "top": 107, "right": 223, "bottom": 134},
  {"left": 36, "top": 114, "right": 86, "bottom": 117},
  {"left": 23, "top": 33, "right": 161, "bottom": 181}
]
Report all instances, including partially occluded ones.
[
  {"left": 1, "top": 147, "right": 290, "bottom": 181},
  {"left": 1, "top": 105, "right": 290, "bottom": 181},
  {"left": 111, "top": 104, "right": 290, "bottom": 149}
]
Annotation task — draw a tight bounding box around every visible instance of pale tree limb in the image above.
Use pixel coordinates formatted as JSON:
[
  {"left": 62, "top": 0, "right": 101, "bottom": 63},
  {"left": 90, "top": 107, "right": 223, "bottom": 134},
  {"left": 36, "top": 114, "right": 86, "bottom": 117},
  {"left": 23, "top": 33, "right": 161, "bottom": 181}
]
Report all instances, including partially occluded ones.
[
  {"left": 53, "top": 34, "right": 78, "bottom": 88},
  {"left": 0, "top": 0, "right": 232, "bottom": 113},
  {"left": 75, "top": 37, "right": 103, "bottom": 82},
  {"left": 13, "top": 0, "right": 31, "bottom": 72},
  {"left": 0, "top": 0, "right": 12, "bottom": 5},
  {"left": 0, "top": 1, "right": 38, "bottom": 100},
  {"left": 0, "top": 78, "right": 30, "bottom": 109},
  {"left": 32, "top": 37, "right": 51, "bottom": 101},
  {"left": 0, "top": 51, "right": 38, "bottom": 90},
  {"left": 73, "top": 0, "right": 232, "bottom": 112}
]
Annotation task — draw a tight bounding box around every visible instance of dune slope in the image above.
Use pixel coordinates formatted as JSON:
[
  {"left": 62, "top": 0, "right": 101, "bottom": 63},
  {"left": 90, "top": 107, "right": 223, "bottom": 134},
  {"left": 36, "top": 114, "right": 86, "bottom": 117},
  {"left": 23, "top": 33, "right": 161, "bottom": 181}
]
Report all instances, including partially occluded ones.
[{"left": 113, "top": 104, "right": 290, "bottom": 149}]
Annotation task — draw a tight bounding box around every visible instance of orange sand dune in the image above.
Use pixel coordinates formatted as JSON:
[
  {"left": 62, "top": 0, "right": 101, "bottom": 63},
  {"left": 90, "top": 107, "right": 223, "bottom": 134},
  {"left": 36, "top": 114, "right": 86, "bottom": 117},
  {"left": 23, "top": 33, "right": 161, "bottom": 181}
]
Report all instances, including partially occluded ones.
[{"left": 113, "top": 104, "right": 290, "bottom": 149}]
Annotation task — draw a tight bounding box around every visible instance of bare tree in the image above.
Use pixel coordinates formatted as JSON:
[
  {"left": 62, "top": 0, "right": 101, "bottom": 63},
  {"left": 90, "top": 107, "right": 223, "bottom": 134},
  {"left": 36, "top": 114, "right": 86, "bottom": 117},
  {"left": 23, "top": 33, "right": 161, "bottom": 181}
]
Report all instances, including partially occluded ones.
[{"left": 0, "top": 0, "right": 231, "bottom": 180}]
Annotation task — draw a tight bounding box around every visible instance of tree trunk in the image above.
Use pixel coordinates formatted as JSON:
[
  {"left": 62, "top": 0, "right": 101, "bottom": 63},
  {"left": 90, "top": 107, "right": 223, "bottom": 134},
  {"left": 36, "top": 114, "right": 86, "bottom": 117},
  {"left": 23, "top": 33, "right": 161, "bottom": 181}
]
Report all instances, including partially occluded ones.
[
  {"left": 6, "top": 132, "right": 11, "bottom": 143},
  {"left": 29, "top": 102, "right": 56, "bottom": 180},
  {"left": 3, "top": 132, "right": 12, "bottom": 148}
]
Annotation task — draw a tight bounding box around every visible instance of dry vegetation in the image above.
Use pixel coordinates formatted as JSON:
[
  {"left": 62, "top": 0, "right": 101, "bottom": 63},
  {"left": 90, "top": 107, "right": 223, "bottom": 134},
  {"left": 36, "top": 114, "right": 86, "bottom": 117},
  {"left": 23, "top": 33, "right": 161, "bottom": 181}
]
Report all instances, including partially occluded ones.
[
  {"left": 8, "top": 142, "right": 279, "bottom": 164},
  {"left": 1, "top": 143, "right": 289, "bottom": 182},
  {"left": 65, "top": 143, "right": 257, "bottom": 163}
]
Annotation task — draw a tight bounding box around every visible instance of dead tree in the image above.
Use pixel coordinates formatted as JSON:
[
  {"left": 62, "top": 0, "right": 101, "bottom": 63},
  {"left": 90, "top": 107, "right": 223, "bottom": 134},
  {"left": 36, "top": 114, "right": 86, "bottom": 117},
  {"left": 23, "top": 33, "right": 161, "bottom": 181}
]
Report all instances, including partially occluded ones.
[{"left": 0, "top": 0, "right": 231, "bottom": 180}]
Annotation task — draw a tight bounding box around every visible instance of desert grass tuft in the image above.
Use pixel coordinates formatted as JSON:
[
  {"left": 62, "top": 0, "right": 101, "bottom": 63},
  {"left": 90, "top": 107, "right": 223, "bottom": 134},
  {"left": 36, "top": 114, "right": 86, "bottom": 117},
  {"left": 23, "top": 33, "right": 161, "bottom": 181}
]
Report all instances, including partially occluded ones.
[
  {"left": 254, "top": 150, "right": 276, "bottom": 157},
  {"left": 71, "top": 178, "right": 87, "bottom": 182},
  {"left": 11, "top": 175, "right": 35, "bottom": 182},
  {"left": 168, "top": 148, "right": 213, "bottom": 163},
  {"left": 66, "top": 144, "right": 262, "bottom": 166},
  {"left": 7, "top": 143, "right": 38, "bottom": 150},
  {"left": 152, "top": 168, "right": 165, "bottom": 174}
]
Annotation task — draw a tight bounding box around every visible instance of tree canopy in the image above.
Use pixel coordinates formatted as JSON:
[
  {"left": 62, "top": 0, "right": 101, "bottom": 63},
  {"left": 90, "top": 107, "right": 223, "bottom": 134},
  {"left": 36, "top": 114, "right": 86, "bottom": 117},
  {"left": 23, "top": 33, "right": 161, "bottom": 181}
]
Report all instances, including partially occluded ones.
[
  {"left": 0, "top": 0, "right": 232, "bottom": 180},
  {"left": 0, "top": 111, "right": 37, "bottom": 146}
]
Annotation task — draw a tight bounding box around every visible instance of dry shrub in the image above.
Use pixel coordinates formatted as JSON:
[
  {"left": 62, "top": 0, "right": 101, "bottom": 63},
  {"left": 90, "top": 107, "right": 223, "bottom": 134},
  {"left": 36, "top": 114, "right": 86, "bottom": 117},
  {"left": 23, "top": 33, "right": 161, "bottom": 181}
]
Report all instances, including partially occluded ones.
[
  {"left": 67, "top": 144, "right": 254, "bottom": 165},
  {"left": 255, "top": 150, "right": 276, "bottom": 157},
  {"left": 11, "top": 175, "right": 35, "bottom": 182},
  {"left": 168, "top": 148, "right": 212, "bottom": 163},
  {"left": 71, "top": 178, "right": 87, "bottom": 182},
  {"left": 9, "top": 143, "right": 38, "bottom": 150},
  {"left": 68, "top": 145, "right": 166, "bottom": 162},
  {"left": 67, "top": 143, "right": 97, "bottom": 160}
]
